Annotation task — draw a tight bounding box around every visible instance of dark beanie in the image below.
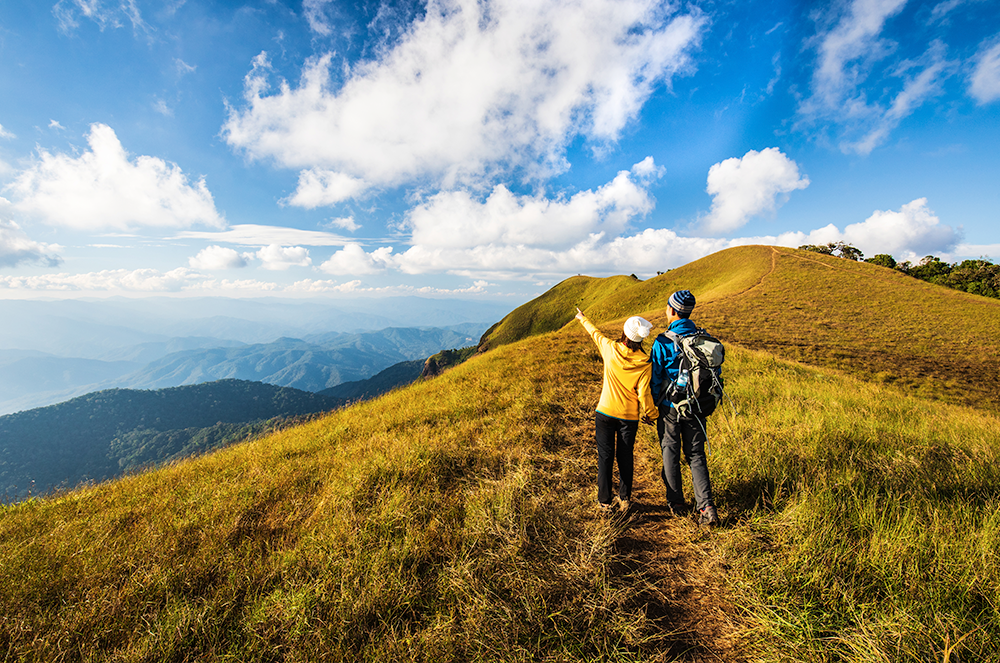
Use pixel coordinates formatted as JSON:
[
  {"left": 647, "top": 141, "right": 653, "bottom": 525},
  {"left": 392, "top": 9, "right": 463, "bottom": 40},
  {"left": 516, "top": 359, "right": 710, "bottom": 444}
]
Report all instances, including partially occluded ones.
[{"left": 668, "top": 290, "right": 696, "bottom": 317}]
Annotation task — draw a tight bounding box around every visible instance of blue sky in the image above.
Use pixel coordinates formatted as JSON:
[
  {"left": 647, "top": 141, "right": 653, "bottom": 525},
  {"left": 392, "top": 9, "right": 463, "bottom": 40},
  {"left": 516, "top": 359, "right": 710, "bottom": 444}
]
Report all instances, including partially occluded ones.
[{"left": 0, "top": 0, "right": 998, "bottom": 300}]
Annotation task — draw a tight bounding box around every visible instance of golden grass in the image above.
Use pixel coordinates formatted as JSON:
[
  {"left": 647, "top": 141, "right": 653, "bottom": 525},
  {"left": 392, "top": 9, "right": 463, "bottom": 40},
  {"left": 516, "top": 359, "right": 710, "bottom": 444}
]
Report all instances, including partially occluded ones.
[
  {"left": 3, "top": 245, "right": 1000, "bottom": 661},
  {"left": 0, "top": 330, "right": 675, "bottom": 662}
]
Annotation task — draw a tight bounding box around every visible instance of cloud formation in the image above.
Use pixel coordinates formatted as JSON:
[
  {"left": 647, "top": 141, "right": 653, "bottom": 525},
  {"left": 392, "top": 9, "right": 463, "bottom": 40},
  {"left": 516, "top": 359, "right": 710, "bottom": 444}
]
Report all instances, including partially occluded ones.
[
  {"left": 53, "top": 0, "right": 149, "bottom": 35},
  {"left": 0, "top": 267, "right": 207, "bottom": 292},
  {"left": 969, "top": 36, "right": 1000, "bottom": 104},
  {"left": 312, "top": 189, "right": 958, "bottom": 280},
  {"left": 828, "top": 197, "right": 960, "bottom": 259},
  {"left": 285, "top": 169, "right": 369, "bottom": 208},
  {"left": 0, "top": 219, "right": 63, "bottom": 268},
  {"left": 10, "top": 124, "right": 223, "bottom": 231},
  {"left": 320, "top": 244, "right": 395, "bottom": 275},
  {"left": 254, "top": 245, "right": 312, "bottom": 270},
  {"left": 189, "top": 245, "right": 248, "bottom": 270},
  {"left": 176, "top": 224, "right": 348, "bottom": 246},
  {"left": 701, "top": 148, "right": 809, "bottom": 235},
  {"left": 223, "top": 0, "right": 705, "bottom": 199},
  {"left": 799, "top": 0, "right": 956, "bottom": 154}
]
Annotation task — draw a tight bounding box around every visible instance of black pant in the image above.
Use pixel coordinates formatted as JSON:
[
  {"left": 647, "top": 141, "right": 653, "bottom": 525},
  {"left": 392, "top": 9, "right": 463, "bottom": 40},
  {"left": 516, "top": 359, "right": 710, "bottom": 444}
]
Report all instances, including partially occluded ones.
[
  {"left": 657, "top": 407, "right": 714, "bottom": 511},
  {"left": 595, "top": 412, "right": 638, "bottom": 505}
]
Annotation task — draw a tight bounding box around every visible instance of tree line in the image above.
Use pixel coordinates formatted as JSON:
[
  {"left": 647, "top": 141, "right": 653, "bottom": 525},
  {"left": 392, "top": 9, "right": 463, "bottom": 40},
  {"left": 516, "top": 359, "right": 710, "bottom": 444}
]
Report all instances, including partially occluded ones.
[{"left": 799, "top": 242, "right": 1000, "bottom": 300}]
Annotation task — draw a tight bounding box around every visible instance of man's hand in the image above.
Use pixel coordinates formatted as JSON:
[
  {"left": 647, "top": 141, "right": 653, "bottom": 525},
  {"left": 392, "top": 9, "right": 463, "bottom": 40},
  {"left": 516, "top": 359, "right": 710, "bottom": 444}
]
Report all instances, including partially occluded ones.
[
  {"left": 641, "top": 415, "right": 655, "bottom": 426},
  {"left": 575, "top": 307, "right": 585, "bottom": 321}
]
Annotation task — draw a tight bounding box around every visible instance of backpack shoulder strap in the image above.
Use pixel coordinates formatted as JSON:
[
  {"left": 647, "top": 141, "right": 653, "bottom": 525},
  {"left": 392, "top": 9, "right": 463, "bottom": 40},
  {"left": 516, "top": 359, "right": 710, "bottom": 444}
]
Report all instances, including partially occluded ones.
[{"left": 659, "top": 330, "right": 681, "bottom": 348}]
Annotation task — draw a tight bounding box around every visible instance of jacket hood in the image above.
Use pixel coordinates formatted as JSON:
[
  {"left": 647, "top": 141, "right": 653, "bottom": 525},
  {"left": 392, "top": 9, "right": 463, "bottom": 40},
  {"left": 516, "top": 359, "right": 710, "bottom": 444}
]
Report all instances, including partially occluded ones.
[{"left": 612, "top": 342, "right": 651, "bottom": 370}]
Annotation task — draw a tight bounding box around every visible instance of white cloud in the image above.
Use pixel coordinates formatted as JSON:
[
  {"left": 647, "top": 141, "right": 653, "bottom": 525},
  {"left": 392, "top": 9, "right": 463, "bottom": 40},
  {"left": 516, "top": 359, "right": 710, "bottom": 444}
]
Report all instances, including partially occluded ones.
[
  {"left": 223, "top": 0, "right": 705, "bottom": 195},
  {"left": 176, "top": 223, "right": 349, "bottom": 246},
  {"left": 10, "top": 123, "right": 223, "bottom": 231},
  {"left": 287, "top": 278, "right": 491, "bottom": 296},
  {"left": 255, "top": 244, "right": 312, "bottom": 270},
  {"left": 834, "top": 197, "right": 960, "bottom": 258},
  {"left": 49, "top": 120, "right": 65, "bottom": 130},
  {"left": 189, "top": 245, "right": 248, "bottom": 270},
  {"left": 175, "top": 58, "right": 197, "bottom": 76},
  {"left": 0, "top": 124, "right": 14, "bottom": 139},
  {"left": 324, "top": 216, "right": 360, "bottom": 232},
  {"left": 969, "top": 37, "right": 1000, "bottom": 104},
  {"left": 0, "top": 267, "right": 202, "bottom": 292},
  {"left": 0, "top": 219, "right": 63, "bottom": 267},
  {"left": 153, "top": 98, "right": 173, "bottom": 117},
  {"left": 956, "top": 242, "right": 1000, "bottom": 258},
  {"left": 406, "top": 159, "right": 658, "bottom": 251},
  {"left": 285, "top": 169, "right": 369, "bottom": 208},
  {"left": 312, "top": 193, "right": 958, "bottom": 280},
  {"left": 302, "top": 0, "right": 337, "bottom": 37},
  {"left": 320, "top": 243, "right": 395, "bottom": 275},
  {"left": 53, "top": 0, "right": 150, "bottom": 35},
  {"left": 799, "top": 0, "right": 956, "bottom": 154},
  {"left": 701, "top": 148, "right": 809, "bottom": 235},
  {"left": 0, "top": 267, "right": 284, "bottom": 294}
]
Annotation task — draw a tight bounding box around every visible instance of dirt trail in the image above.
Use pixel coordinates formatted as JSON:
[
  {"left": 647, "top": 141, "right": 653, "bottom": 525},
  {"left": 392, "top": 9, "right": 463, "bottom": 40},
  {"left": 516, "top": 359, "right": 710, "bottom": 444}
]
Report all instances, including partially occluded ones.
[
  {"left": 556, "top": 331, "right": 747, "bottom": 661},
  {"left": 614, "top": 441, "right": 746, "bottom": 662}
]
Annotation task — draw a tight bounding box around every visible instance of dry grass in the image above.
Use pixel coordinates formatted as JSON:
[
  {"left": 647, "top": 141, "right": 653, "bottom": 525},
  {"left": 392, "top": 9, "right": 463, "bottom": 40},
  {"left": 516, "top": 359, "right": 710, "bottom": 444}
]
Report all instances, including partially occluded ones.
[
  {"left": 0, "top": 327, "right": 707, "bottom": 662},
  {"left": 3, "top": 244, "right": 1000, "bottom": 661}
]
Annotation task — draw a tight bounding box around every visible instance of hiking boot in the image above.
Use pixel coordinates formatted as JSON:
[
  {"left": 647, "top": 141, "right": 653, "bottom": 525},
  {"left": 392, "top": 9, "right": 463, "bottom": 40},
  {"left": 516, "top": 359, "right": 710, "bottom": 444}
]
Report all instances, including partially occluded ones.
[
  {"left": 698, "top": 505, "right": 719, "bottom": 527},
  {"left": 597, "top": 502, "right": 615, "bottom": 516}
]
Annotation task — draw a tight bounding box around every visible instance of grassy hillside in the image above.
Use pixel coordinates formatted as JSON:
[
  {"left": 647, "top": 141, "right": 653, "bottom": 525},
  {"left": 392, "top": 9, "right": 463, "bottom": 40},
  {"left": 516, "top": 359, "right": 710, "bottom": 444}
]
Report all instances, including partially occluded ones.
[
  {"left": 481, "top": 245, "right": 1000, "bottom": 410},
  {"left": 1, "top": 246, "right": 999, "bottom": 661},
  {"left": 477, "top": 274, "right": 640, "bottom": 351}
]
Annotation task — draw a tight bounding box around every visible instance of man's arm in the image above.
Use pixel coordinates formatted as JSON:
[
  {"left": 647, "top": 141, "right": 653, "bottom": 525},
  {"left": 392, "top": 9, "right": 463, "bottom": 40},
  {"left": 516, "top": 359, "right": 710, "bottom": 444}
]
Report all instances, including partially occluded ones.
[
  {"left": 637, "top": 365, "right": 658, "bottom": 424},
  {"left": 649, "top": 336, "right": 670, "bottom": 404}
]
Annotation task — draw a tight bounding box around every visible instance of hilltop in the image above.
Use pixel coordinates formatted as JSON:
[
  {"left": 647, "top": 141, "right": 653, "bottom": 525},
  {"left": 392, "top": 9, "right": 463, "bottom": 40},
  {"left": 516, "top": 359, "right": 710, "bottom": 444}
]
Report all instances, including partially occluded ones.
[
  {"left": 1, "top": 245, "right": 998, "bottom": 661},
  {"left": 481, "top": 245, "right": 1000, "bottom": 409}
]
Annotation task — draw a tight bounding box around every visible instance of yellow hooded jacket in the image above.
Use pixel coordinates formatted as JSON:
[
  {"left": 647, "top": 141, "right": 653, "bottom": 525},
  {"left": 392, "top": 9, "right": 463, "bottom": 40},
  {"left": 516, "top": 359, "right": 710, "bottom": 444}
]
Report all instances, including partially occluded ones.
[{"left": 578, "top": 315, "right": 658, "bottom": 422}]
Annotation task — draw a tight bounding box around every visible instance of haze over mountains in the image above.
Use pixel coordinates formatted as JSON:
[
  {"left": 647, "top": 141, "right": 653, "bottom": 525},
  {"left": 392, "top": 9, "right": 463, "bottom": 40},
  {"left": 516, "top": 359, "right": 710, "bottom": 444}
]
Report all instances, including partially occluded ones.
[{"left": 0, "top": 296, "right": 510, "bottom": 415}]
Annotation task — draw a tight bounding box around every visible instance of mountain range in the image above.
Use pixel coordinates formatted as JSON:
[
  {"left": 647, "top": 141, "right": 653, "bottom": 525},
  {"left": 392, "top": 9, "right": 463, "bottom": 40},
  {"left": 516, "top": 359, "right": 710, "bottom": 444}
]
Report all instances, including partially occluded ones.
[{"left": 0, "top": 322, "right": 490, "bottom": 415}]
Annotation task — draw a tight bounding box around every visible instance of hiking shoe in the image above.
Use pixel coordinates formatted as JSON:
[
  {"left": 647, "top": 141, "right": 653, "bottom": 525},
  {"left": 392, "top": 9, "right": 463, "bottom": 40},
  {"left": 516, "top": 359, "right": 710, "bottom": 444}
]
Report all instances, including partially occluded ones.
[
  {"left": 597, "top": 502, "right": 615, "bottom": 516},
  {"left": 698, "top": 505, "right": 719, "bottom": 527}
]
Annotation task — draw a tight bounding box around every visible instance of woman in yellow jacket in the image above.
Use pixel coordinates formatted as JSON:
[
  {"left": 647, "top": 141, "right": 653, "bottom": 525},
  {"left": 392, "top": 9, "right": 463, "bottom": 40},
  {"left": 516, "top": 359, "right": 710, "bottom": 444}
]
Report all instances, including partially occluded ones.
[{"left": 575, "top": 308, "right": 658, "bottom": 514}]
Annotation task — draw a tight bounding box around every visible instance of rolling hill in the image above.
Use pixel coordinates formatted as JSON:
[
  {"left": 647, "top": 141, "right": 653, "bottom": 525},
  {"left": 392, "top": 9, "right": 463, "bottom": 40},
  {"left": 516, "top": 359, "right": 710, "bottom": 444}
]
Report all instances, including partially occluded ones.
[
  {"left": 481, "top": 245, "right": 1000, "bottom": 410},
  {"left": 0, "top": 380, "right": 343, "bottom": 500},
  {"left": 1, "top": 245, "right": 998, "bottom": 661}
]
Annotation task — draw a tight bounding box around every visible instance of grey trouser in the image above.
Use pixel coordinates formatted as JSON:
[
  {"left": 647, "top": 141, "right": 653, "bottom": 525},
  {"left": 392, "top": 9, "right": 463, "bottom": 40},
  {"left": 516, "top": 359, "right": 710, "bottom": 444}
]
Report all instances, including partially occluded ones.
[{"left": 657, "top": 407, "right": 715, "bottom": 511}]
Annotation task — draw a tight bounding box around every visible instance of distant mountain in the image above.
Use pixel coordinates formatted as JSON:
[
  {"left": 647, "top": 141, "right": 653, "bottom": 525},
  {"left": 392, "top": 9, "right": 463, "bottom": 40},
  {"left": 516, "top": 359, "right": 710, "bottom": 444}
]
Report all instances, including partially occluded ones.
[
  {"left": 0, "top": 379, "right": 343, "bottom": 500},
  {"left": 0, "top": 296, "right": 513, "bottom": 356},
  {"left": 319, "top": 346, "right": 479, "bottom": 402},
  {"left": 0, "top": 337, "right": 248, "bottom": 416},
  {"left": 319, "top": 360, "right": 426, "bottom": 401},
  {"left": 117, "top": 326, "right": 486, "bottom": 392},
  {"left": 0, "top": 325, "right": 490, "bottom": 416}
]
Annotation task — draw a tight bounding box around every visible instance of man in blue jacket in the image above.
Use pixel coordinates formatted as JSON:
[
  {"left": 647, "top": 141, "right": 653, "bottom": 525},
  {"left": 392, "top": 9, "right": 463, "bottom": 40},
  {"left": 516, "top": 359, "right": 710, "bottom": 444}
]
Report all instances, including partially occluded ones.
[{"left": 650, "top": 290, "right": 719, "bottom": 526}]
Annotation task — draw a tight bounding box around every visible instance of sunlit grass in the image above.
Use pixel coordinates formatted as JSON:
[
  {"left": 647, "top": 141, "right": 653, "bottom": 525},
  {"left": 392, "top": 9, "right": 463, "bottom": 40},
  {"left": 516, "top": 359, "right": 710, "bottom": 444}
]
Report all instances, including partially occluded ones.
[
  {"left": 2, "top": 278, "right": 999, "bottom": 661},
  {"left": 0, "top": 332, "right": 664, "bottom": 662},
  {"left": 704, "top": 348, "right": 1000, "bottom": 662}
]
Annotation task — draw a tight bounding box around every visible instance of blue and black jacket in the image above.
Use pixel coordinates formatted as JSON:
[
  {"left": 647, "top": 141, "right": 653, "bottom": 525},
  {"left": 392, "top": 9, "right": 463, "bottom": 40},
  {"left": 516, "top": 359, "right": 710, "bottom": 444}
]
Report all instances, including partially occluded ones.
[{"left": 650, "top": 317, "right": 698, "bottom": 405}]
